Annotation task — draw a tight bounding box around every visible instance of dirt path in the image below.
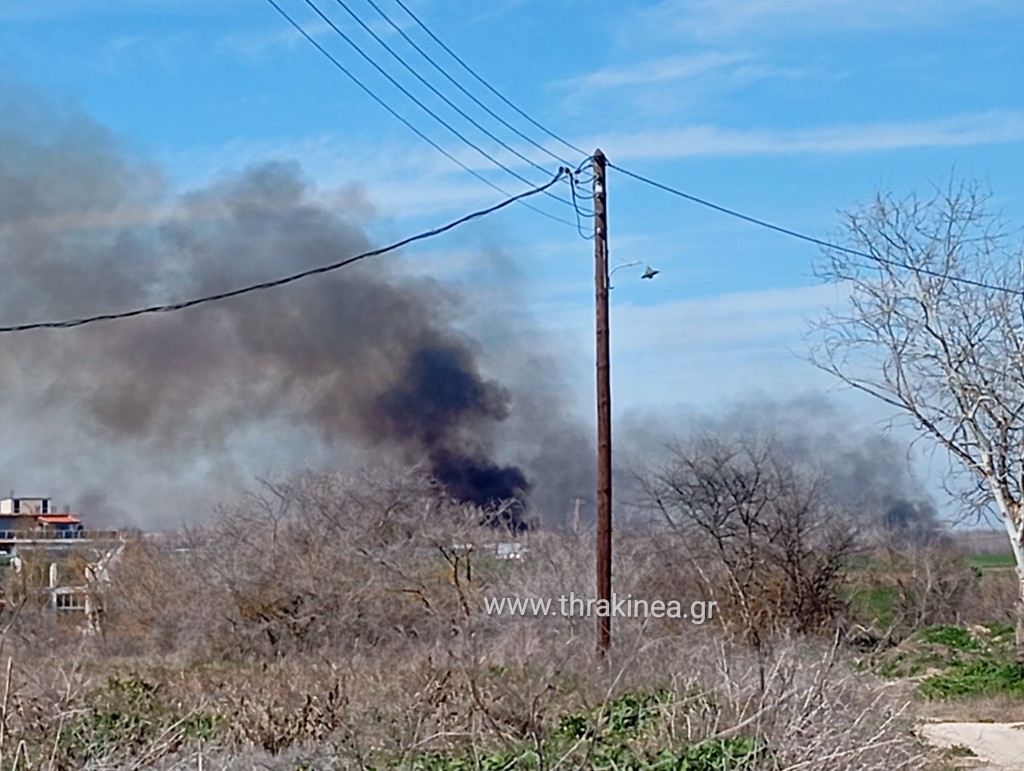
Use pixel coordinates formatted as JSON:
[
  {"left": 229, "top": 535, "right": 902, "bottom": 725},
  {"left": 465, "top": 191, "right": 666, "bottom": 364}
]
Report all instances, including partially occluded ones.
[{"left": 920, "top": 722, "right": 1024, "bottom": 769}]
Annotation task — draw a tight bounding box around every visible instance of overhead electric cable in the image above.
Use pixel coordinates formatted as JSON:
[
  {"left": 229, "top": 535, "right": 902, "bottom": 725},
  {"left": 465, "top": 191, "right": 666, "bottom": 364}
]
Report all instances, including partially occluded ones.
[
  {"left": 299, "top": 0, "right": 573, "bottom": 212},
  {"left": 0, "top": 171, "right": 566, "bottom": 334},
  {"left": 608, "top": 161, "right": 1024, "bottom": 297},
  {"left": 361, "top": 0, "right": 577, "bottom": 169},
  {"left": 263, "top": 0, "right": 575, "bottom": 228},
  {"left": 390, "top": 0, "right": 587, "bottom": 159},
  {"left": 568, "top": 169, "right": 594, "bottom": 240},
  {"left": 331, "top": 0, "right": 563, "bottom": 182}
]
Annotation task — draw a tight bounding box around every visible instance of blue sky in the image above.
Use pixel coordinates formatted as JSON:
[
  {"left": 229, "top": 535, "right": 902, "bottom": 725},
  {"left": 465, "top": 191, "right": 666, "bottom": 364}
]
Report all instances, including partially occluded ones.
[{"left": 1, "top": 0, "right": 1023, "bottom": 524}]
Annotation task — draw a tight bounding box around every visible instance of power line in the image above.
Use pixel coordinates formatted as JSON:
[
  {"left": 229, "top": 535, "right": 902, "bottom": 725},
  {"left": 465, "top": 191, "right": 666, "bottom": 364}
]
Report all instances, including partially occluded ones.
[
  {"left": 390, "top": 0, "right": 587, "bottom": 160},
  {"left": 0, "top": 171, "right": 567, "bottom": 334},
  {"left": 568, "top": 168, "right": 594, "bottom": 240},
  {"left": 324, "top": 0, "right": 583, "bottom": 217},
  {"left": 299, "top": 0, "right": 575, "bottom": 213},
  {"left": 331, "top": 0, "right": 561, "bottom": 182},
  {"left": 360, "top": 0, "right": 578, "bottom": 169},
  {"left": 262, "top": 0, "right": 575, "bottom": 229},
  {"left": 608, "top": 161, "right": 1024, "bottom": 297}
]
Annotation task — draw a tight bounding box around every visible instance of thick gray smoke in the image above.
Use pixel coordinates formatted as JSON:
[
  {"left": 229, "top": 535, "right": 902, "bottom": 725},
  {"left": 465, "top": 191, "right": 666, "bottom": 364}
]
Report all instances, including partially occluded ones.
[
  {"left": 715, "top": 396, "right": 941, "bottom": 538},
  {"left": 0, "top": 92, "right": 591, "bottom": 528},
  {"left": 739, "top": 397, "right": 941, "bottom": 538},
  {"left": 621, "top": 394, "right": 942, "bottom": 539}
]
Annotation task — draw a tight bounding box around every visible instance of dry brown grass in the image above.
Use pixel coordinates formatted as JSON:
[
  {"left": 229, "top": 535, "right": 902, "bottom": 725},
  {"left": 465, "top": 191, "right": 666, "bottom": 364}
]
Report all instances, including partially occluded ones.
[
  {"left": 0, "top": 468, "right": 969, "bottom": 769},
  {"left": 913, "top": 692, "right": 1024, "bottom": 724},
  {"left": 0, "top": 632, "right": 944, "bottom": 770}
]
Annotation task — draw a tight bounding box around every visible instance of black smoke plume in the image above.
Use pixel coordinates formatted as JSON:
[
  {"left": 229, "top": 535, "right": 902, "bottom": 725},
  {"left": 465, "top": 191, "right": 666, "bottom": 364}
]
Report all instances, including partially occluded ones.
[{"left": 0, "top": 91, "right": 547, "bottom": 528}]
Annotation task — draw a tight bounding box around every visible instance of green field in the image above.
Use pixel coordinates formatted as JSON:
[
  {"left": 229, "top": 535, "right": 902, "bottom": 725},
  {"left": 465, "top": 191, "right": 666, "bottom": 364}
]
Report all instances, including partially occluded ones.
[
  {"left": 844, "top": 553, "right": 1016, "bottom": 573},
  {"left": 968, "top": 553, "right": 1018, "bottom": 570}
]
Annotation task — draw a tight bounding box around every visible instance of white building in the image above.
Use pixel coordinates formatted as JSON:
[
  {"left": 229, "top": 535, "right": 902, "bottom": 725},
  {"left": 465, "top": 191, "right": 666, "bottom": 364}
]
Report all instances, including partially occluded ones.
[{"left": 0, "top": 496, "right": 53, "bottom": 514}]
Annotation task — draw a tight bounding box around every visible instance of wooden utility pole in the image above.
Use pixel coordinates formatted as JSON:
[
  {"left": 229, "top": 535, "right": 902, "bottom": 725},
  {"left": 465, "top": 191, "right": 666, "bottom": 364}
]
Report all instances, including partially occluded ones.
[{"left": 593, "top": 149, "right": 612, "bottom": 662}]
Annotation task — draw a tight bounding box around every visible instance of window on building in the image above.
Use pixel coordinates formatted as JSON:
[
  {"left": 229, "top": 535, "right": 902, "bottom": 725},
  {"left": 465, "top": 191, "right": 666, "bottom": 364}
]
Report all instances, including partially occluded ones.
[{"left": 55, "top": 592, "right": 87, "bottom": 611}]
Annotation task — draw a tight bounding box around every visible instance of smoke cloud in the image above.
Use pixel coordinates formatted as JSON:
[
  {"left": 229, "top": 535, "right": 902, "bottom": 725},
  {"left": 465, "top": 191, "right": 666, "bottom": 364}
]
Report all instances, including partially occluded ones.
[
  {"left": 621, "top": 394, "right": 942, "bottom": 538},
  {"left": 0, "top": 90, "right": 594, "bottom": 528}
]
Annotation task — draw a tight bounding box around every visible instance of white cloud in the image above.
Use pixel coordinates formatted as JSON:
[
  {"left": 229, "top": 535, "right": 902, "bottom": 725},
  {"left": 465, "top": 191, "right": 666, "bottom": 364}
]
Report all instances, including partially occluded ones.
[
  {"left": 634, "top": 0, "right": 1011, "bottom": 41},
  {"left": 0, "top": 0, "right": 249, "bottom": 21},
  {"left": 559, "top": 52, "right": 746, "bottom": 92},
  {"left": 215, "top": 20, "right": 334, "bottom": 61},
  {"left": 524, "top": 281, "right": 848, "bottom": 411},
  {"left": 585, "top": 111, "right": 1024, "bottom": 161},
  {"left": 610, "top": 283, "right": 841, "bottom": 352},
  {"left": 200, "top": 110, "right": 1024, "bottom": 204},
  {"left": 164, "top": 132, "right": 585, "bottom": 229},
  {"left": 91, "top": 30, "right": 194, "bottom": 75}
]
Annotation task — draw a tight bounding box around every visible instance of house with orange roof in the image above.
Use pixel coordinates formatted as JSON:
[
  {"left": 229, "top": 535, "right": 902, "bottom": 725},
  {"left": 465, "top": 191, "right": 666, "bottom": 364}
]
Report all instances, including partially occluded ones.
[{"left": 0, "top": 496, "right": 84, "bottom": 548}]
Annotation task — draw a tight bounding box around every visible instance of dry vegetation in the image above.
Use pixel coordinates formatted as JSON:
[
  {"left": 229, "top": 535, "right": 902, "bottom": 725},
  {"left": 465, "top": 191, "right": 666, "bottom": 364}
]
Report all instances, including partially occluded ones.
[{"left": 0, "top": 463, "right": 1003, "bottom": 769}]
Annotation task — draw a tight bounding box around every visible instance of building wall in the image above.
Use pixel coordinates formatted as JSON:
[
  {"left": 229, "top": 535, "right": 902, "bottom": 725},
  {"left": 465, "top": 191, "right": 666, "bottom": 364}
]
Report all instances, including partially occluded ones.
[{"left": 0, "top": 498, "right": 51, "bottom": 515}]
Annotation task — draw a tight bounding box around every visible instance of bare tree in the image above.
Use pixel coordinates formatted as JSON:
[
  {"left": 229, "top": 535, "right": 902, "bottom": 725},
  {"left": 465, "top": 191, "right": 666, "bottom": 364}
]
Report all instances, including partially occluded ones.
[
  {"left": 191, "top": 466, "right": 493, "bottom": 656},
  {"left": 811, "top": 179, "right": 1024, "bottom": 650},
  {"left": 857, "top": 533, "right": 980, "bottom": 643},
  {"left": 642, "top": 433, "right": 855, "bottom": 648},
  {"left": 98, "top": 465, "right": 501, "bottom": 659}
]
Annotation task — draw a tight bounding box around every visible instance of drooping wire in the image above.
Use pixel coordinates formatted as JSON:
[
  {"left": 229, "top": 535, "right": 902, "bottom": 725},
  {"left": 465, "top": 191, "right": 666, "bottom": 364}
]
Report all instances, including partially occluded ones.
[
  {"left": 390, "top": 0, "right": 588, "bottom": 160},
  {"left": 300, "top": 0, "right": 575, "bottom": 212},
  {"left": 608, "top": 161, "right": 1024, "bottom": 297},
  {"left": 262, "top": 0, "right": 576, "bottom": 228},
  {"left": 565, "top": 157, "right": 596, "bottom": 239},
  {"left": 570, "top": 168, "right": 598, "bottom": 202},
  {"left": 0, "top": 171, "right": 568, "bottom": 334},
  {"left": 360, "top": 0, "right": 580, "bottom": 169},
  {"left": 569, "top": 171, "right": 593, "bottom": 240}
]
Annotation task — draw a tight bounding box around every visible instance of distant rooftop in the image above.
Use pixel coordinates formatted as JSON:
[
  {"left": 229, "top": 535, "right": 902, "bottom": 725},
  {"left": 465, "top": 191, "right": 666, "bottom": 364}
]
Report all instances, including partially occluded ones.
[{"left": 37, "top": 515, "right": 81, "bottom": 526}]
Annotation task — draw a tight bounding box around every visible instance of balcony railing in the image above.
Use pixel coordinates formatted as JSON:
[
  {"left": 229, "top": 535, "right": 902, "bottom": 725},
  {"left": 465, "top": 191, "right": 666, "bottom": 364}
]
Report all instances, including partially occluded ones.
[{"left": 0, "top": 530, "right": 121, "bottom": 542}]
